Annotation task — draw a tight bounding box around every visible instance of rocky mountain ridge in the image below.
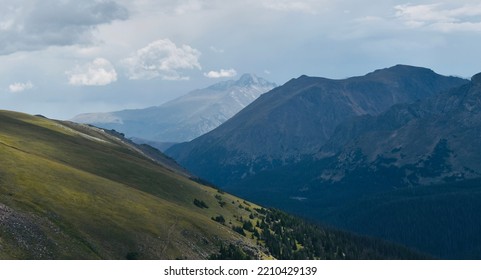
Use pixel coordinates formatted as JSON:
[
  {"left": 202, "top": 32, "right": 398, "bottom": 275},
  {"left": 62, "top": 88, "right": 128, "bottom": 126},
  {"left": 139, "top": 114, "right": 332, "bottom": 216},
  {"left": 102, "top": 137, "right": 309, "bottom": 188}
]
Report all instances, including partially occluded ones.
[
  {"left": 167, "top": 65, "right": 468, "bottom": 187},
  {"left": 317, "top": 72, "right": 481, "bottom": 187}
]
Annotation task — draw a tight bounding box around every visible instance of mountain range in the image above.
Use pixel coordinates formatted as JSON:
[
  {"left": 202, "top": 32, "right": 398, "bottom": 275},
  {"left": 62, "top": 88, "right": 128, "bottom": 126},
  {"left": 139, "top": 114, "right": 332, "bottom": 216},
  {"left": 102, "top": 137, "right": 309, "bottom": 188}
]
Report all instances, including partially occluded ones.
[
  {"left": 72, "top": 74, "right": 276, "bottom": 147},
  {"left": 166, "top": 65, "right": 481, "bottom": 259},
  {"left": 167, "top": 65, "right": 468, "bottom": 187},
  {"left": 317, "top": 72, "right": 481, "bottom": 187},
  {"left": 295, "top": 74, "right": 481, "bottom": 259},
  {"left": 0, "top": 110, "right": 424, "bottom": 259}
]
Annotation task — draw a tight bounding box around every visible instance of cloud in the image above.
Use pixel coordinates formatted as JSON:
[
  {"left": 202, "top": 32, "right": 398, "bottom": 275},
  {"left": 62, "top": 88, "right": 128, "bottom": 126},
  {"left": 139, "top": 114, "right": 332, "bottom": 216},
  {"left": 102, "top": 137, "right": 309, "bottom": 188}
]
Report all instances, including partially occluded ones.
[
  {"left": 395, "top": 3, "right": 481, "bottom": 32},
  {"left": 122, "top": 39, "right": 201, "bottom": 80},
  {"left": 9, "top": 81, "right": 33, "bottom": 93},
  {"left": 0, "top": 0, "right": 129, "bottom": 55},
  {"left": 174, "top": 0, "right": 204, "bottom": 15},
  {"left": 262, "top": 0, "right": 321, "bottom": 14},
  {"left": 204, "top": 69, "right": 237, "bottom": 78},
  {"left": 67, "top": 58, "right": 118, "bottom": 86}
]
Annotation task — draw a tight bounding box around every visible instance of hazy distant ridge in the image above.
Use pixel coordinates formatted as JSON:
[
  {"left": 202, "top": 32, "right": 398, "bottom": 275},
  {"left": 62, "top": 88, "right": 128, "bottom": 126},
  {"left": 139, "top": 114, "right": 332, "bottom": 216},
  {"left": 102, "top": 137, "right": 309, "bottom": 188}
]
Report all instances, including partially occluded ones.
[{"left": 72, "top": 74, "right": 276, "bottom": 143}]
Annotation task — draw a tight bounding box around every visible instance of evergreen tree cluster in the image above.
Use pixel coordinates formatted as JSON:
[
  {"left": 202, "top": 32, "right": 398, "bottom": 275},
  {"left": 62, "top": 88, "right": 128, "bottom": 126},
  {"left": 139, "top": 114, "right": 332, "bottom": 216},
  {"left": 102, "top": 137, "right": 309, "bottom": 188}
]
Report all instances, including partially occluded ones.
[
  {"left": 209, "top": 244, "right": 252, "bottom": 260},
  {"left": 211, "top": 215, "right": 226, "bottom": 224},
  {"left": 256, "top": 209, "right": 427, "bottom": 260},
  {"left": 210, "top": 207, "right": 428, "bottom": 260},
  {"left": 193, "top": 198, "right": 208, "bottom": 209}
]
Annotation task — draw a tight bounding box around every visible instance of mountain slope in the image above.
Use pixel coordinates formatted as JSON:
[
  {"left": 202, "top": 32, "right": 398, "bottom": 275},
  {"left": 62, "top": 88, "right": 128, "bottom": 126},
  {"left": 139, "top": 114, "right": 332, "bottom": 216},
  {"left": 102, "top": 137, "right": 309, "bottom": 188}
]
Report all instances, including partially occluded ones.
[
  {"left": 167, "top": 65, "right": 468, "bottom": 187},
  {"left": 72, "top": 74, "right": 276, "bottom": 143},
  {"left": 318, "top": 72, "right": 481, "bottom": 188},
  {"left": 322, "top": 179, "right": 481, "bottom": 260},
  {"left": 0, "top": 110, "right": 264, "bottom": 259},
  {"left": 217, "top": 72, "right": 481, "bottom": 259},
  {"left": 0, "top": 110, "right": 424, "bottom": 259}
]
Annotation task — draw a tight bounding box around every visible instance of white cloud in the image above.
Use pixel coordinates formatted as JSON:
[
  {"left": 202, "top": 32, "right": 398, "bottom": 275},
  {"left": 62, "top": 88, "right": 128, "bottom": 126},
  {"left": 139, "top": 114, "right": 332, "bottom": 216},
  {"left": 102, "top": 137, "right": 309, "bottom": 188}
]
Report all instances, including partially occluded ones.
[
  {"left": 395, "top": 3, "right": 481, "bottom": 32},
  {"left": 67, "top": 58, "right": 118, "bottom": 86},
  {"left": 122, "top": 39, "right": 201, "bottom": 80},
  {"left": 204, "top": 68, "right": 237, "bottom": 78},
  {"left": 174, "top": 0, "right": 204, "bottom": 15},
  {"left": 9, "top": 81, "right": 33, "bottom": 92}
]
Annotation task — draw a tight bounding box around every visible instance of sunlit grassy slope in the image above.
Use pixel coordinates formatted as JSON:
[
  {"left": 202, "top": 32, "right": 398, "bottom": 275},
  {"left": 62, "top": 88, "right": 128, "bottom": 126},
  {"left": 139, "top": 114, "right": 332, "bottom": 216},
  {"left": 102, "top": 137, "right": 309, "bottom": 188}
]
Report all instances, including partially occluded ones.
[{"left": 0, "top": 110, "right": 265, "bottom": 259}]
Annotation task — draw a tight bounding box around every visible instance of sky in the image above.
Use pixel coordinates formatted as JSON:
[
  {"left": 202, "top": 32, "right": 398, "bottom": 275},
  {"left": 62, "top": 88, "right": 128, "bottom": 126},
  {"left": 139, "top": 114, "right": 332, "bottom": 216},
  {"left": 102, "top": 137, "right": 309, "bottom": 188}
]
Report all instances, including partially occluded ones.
[{"left": 1, "top": 0, "right": 481, "bottom": 119}]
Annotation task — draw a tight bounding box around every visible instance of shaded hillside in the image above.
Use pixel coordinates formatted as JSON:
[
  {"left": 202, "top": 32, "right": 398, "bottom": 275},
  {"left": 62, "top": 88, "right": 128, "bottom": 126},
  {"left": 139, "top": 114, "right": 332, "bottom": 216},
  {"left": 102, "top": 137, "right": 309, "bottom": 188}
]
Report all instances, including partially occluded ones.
[
  {"left": 167, "top": 65, "right": 467, "bottom": 187},
  {"left": 0, "top": 110, "right": 424, "bottom": 259},
  {"left": 322, "top": 179, "right": 481, "bottom": 260},
  {"left": 220, "top": 73, "right": 481, "bottom": 259},
  {"left": 228, "top": 168, "right": 481, "bottom": 260},
  {"left": 317, "top": 72, "right": 481, "bottom": 188}
]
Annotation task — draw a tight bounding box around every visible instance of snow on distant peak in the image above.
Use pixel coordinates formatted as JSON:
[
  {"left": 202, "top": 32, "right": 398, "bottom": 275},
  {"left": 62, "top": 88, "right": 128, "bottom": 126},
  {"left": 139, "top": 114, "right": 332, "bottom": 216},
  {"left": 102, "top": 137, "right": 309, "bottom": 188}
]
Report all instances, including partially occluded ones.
[{"left": 208, "top": 73, "right": 276, "bottom": 91}]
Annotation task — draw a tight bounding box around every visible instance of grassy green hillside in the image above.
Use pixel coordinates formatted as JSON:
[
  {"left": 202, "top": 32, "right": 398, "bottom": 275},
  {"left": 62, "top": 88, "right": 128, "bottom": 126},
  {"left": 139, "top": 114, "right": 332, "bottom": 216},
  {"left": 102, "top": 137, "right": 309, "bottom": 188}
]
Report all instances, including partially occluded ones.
[
  {"left": 0, "top": 110, "right": 426, "bottom": 259},
  {"left": 0, "top": 110, "right": 267, "bottom": 259}
]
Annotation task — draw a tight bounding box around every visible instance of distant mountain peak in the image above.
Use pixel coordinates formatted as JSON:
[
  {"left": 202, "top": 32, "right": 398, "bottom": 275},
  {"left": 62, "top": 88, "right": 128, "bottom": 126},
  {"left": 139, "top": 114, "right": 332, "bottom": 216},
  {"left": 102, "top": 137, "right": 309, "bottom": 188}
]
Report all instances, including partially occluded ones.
[
  {"left": 236, "top": 73, "right": 259, "bottom": 86},
  {"left": 208, "top": 73, "right": 276, "bottom": 90},
  {"left": 236, "top": 73, "right": 276, "bottom": 87},
  {"left": 72, "top": 73, "right": 276, "bottom": 143},
  {"left": 238, "top": 73, "right": 257, "bottom": 82}
]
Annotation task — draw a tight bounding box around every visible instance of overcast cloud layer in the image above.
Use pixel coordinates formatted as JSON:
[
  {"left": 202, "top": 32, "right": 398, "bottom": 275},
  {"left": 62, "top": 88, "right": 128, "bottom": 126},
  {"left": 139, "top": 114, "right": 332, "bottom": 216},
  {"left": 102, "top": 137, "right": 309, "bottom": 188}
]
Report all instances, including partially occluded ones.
[
  {"left": 0, "top": 0, "right": 128, "bottom": 55},
  {"left": 1, "top": 0, "right": 481, "bottom": 119}
]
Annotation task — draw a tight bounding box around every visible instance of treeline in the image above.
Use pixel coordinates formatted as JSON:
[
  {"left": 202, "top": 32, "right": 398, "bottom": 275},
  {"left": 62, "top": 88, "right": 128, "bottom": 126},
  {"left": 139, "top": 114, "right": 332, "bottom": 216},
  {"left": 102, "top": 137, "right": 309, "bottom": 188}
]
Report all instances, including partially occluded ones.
[
  {"left": 210, "top": 207, "right": 428, "bottom": 260},
  {"left": 258, "top": 209, "right": 427, "bottom": 260}
]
